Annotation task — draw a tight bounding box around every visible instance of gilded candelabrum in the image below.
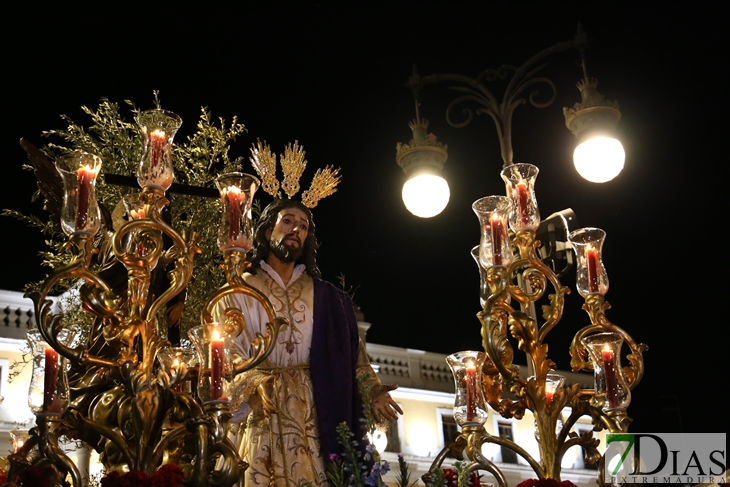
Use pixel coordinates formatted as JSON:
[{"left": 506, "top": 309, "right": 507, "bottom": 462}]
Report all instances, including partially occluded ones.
[
  {"left": 5, "top": 110, "right": 282, "bottom": 487},
  {"left": 413, "top": 33, "right": 647, "bottom": 487},
  {"left": 422, "top": 163, "right": 647, "bottom": 487}
]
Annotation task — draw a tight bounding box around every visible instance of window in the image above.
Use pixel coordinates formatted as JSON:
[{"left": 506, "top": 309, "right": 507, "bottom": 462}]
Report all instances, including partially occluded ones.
[
  {"left": 384, "top": 417, "right": 401, "bottom": 453},
  {"left": 437, "top": 408, "right": 462, "bottom": 458},
  {"left": 497, "top": 421, "right": 518, "bottom": 464},
  {"left": 576, "top": 428, "right": 598, "bottom": 470}
]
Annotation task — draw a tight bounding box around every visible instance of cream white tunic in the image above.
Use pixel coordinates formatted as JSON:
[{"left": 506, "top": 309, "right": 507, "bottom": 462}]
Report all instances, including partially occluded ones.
[{"left": 213, "top": 261, "right": 326, "bottom": 487}]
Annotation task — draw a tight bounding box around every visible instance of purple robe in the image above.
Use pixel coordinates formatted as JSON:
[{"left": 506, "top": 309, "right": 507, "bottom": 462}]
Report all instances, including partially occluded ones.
[{"left": 310, "top": 279, "right": 368, "bottom": 458}]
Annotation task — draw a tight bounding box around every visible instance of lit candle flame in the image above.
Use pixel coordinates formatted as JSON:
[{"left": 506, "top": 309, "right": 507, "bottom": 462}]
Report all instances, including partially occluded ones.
[{"left": 79, "top": 163, "right": 99, "bottom": 175}]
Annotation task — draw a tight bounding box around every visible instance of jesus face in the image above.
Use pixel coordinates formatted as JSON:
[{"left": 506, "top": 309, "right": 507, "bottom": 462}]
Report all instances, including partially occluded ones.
[{"left": 266, "top": 207, "right": 310, "bottom": 263}]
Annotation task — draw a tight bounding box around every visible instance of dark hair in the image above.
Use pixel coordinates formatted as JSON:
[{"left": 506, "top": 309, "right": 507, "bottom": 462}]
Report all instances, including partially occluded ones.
[{"left": 249, "top": 199, "right": 321, "bottom": 278}]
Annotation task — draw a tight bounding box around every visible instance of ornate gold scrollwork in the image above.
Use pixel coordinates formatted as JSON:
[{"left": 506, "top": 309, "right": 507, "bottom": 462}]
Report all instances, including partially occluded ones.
[
  {"left": 426, "top": 226, "right": 645, "bottom": 485},
  {"left": 21, "top": 185, "right": 282, "bottom": 486},
  {"left": 569, "top": 294, "right": 648, "bottom": 391}
]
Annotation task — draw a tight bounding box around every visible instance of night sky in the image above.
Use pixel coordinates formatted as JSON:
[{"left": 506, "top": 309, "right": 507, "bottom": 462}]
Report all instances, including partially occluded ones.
[{"left": 3, "top": 4, "right": 726, "bottom": 435}]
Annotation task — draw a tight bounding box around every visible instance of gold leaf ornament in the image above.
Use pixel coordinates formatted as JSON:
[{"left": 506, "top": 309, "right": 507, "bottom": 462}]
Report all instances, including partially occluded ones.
[
  {"left": 249, "top": 139, "right": 279, "bottom": 197},
  {"left": 301, "top": 166, "right": 341, "bottom": 208},
  {"left": 248, "top": 140, "right": 341, "bottom": 207},
  {"left": 280, "top": 141, "right": 307, "bottom": 198}
]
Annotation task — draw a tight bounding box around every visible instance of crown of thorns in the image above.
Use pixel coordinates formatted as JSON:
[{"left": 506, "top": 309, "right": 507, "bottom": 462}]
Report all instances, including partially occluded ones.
[{"left": 249, "top": 139, "right": 341, "bottom": 208}]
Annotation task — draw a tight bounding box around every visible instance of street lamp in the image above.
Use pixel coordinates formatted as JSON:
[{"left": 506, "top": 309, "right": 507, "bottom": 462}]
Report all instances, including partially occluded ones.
[
  {"left": 396, "top": 72, "right": 450, "bottom": 218},
  {"left": 396, "top": 118, "right": 449, "bottom": 218},
  {"left": 395, "top": 26, "right": 625, "bottom": 217},
  {"left": 564, "top": 77, "right": 624, "bottom": 182}
]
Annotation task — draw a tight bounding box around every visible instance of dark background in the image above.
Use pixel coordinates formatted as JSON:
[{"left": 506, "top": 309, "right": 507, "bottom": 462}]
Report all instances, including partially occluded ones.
[{"left": 3, "top": 3, "right": 726, "bottom": 435}]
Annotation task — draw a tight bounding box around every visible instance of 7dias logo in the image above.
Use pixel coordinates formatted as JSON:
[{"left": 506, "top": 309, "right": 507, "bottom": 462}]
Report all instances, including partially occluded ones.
[{"left": 604, "top": 433, "right": 726, "bottom": 484}]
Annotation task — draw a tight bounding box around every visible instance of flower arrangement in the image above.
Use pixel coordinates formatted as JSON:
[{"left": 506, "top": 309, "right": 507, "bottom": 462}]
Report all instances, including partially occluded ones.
[
  {"left": 428, "top": 461, "right": 481, "bottom": 487},
  {"left": 516, "top": 479, "right": 577, "bottom": 487},
  {"left": 395, "top": 454, "right": 417, "bottom": 487},
  {"left": 325, "top": 422, "right": 390, "bottom": 487},
  {"left": 99, "top": 464, "right": 185, "bottom": 487},
  {"left": 0, "top": 466, "right": 56, "bottom": 487}
]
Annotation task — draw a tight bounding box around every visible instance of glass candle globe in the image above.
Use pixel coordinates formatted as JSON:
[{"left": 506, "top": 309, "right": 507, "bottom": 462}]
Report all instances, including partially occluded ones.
[
  {"left": 500, "top": 163, "right": 541, "bottom": 232},
  {"left": 137, "top": 109, "right": 182, "bottom": 190},
  {"left": 446, "top": 351, "right": 488, "bottom": 426},
  {"left": 56, "top": 152, "right": 102, "bottom": 236},
  {"left": 215, "top": 172, "right": 260, "bottom": 253},
  {"left": 472, "top": 196, "right": 513, "bottom": 269}
]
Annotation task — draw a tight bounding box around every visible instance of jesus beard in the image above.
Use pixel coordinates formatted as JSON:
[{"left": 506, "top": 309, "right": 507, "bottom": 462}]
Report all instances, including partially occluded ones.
[{"left": 270, "top": 235, "right": 304, "bottom": 263}]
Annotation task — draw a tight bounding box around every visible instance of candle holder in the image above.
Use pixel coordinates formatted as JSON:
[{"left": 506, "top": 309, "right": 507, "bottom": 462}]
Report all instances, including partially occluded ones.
[
  {"left": 188, "top": 323, "right": 240, "bottom": 403},
  {"left": 472, "top": 196, "right": 514, "bottom": 269},
  {"left": 9, "top": 428, "right": 30, "bottom": 453},
  {"left": 582, "top": 332, "right": 631, "bottom": 411},
  {"left": 568, "top": 227, "right": 609, "bottom": 297},
  {"left": 122, "top": 192, "right": 162, "bottom": 265},
  {"left": 500, "top": 163, "right": 540, "bottom": 232},
  {"left": 446, "top": 351, "right": 488, "bottom": 426},
  {"left": 56, "top": 151, "right": 102, "bottom": 235},
  {"left": 471, "top": 246, "right": 489, "bottom": 307},
  {"left": 18, "top": 106, "right": 287, "bottom": 486},
  {"left": 137, "top": 108, "right": 182, "bottom": 190},
  {"left": 408, "top": 34, "right": 648, "bottom": 486},
  {"left": 544, "top": 372, "right": 565, "bottom": 411},
  {"left": 533, "top": 372, "right": 566, "bottom": 440},
  {"left": 26, "top": 330, "right": 71, "bottom": 415},
  {"left": 157, "top": 346, "right": 196, "bottom": 392},
  {"left": 215, "top": 172, "right": 260, "bottom": 253}
]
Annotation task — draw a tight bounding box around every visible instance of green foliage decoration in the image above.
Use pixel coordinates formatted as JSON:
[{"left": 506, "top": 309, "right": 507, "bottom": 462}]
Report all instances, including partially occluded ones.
[{"left": 8, "top": 95, "right": 250, "bottom": 335}]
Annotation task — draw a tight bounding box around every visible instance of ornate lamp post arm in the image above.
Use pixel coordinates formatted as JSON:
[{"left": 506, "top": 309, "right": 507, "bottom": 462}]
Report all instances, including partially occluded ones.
[{"left": 409, "top": 35, "right": 581, "bottom": 166}]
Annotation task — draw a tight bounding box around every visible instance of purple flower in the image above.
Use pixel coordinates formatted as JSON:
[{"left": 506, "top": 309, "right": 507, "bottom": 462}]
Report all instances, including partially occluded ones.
[
  {"left": 397, "top": 454, "right": 404, "bottom": 461},
  {"left": 381, "top": 461, "right": 391, "bottom": 474},
  {"left": 329, "top": 453, "right": 340, "bottom": 462},
  {"left": 366, "top": 444, "right": 374, "bottom": 453}
]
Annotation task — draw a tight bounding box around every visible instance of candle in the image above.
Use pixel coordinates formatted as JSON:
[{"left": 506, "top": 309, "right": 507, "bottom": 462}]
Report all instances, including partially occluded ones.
[
  {"left": 515, "top": 181, "right": 530, "bottom": 225},
  {"left": 586, "top": 247, "right": 600, "bottom": 293},
  {"left": 464, "top": 362, "right": 477, "bottom": 421},
  {"left": 172, "top": 358, "right": 182, "bottom": 393},
  {"left": 43, "top": 346, "right": 60, "bottom": 413},
  {"left": 149, "top": 129, "right": 166, "bottom": 170},
  {"left": 545, "top": 389, "right": 554, "bottom": 410},
  {"left": 223, "top": 186, "right": 245, "bottom": 249},
  {"left": 135, "top": 241, "right": 146, "bottom": 257},
  {"left": 143, "top": 129, "right": 173, "bottom": 188},
  {"left": 489, "top": 215, "right": 504, "bottom": 266},
  {"left": 601, "top": 345, "right": 620, "bottom": 409},
  {"left": 75, "top": 164, "right": 96, "bottom": 231},
  {"left": 211, "top": 330, "right": 225, "bottom": 400}
]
